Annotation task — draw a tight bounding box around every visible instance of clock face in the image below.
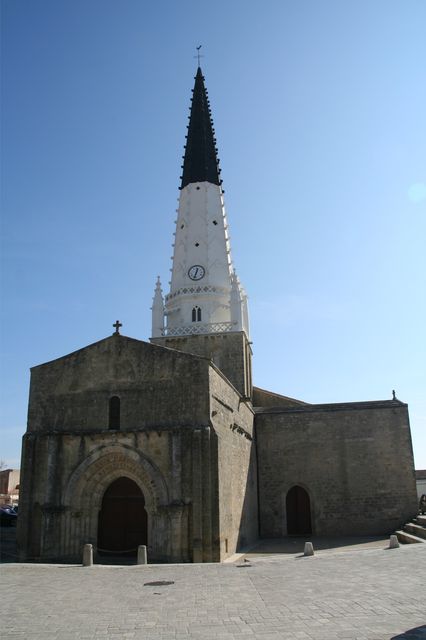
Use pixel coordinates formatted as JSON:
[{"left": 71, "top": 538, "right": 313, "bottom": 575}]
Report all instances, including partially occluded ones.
[{"left": 188, "top": 265, "right": 205, "bottom": 281}]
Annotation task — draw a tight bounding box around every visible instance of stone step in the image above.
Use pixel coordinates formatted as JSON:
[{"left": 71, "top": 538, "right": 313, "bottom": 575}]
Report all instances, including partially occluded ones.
[
  {"left": 395, "top": 530, "right": 425, "bottom": 544},
  {"left": 416, "top": 514, "right": 426, "bottom": 526},
  {"left": 404, "top": 522, "right": 426, "bottom": 540}
]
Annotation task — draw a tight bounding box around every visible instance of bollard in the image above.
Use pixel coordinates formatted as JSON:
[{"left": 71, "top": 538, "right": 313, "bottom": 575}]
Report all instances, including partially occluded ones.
[
  {"left": 304, "top": 542, "right": 314, "bottom": 556},
  {"left": 389, "top": 535, "right": 400, "bottom": 549},
  {"left": 137, "top": 545, "right": 147, "bottom": 565},
  {"left": 82, "top": 543, "right": 93, "bottom": 566}
]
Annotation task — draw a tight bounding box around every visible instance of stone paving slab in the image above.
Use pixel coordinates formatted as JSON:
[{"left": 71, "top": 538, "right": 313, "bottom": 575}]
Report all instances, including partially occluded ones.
[{"left": 1, "top": 544, "right": 425, "bottom": 639}]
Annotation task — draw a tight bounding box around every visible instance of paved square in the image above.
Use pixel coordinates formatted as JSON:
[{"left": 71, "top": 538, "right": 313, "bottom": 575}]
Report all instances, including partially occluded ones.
[{"left": 1, "top": 543, "right": 425, "bottom": 639}]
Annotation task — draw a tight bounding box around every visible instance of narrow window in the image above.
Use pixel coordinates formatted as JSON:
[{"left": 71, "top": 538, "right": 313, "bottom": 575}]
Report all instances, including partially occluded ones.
[
  {"left": 109, "top": 396, "right": 120, "bottom": 430},
  {"left": 192, "top": 306, "right": 202, "bottom": 322}
]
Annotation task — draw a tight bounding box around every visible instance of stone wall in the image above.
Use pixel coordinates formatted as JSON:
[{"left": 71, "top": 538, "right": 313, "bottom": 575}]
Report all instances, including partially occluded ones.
[
  {"left": 256, "top": 400, "right": 418, "bottom": 536},
  {"left": 28, "top": 336, "right": 210, "bottom": 432},
  {"left": 18, "top": 335, "right": 218, "bottom": 563},
  {"left": 18, "top": 334, "right": 256, "bottom": 564},
  {"left": 209, "top": 367, "right": 258, "bottom": 559},
  {"left": 18, "top": 427, "right": 205, "bottom": 563},
  {"left": 152, "top": 332, "right": 252, "bottom": 399}
]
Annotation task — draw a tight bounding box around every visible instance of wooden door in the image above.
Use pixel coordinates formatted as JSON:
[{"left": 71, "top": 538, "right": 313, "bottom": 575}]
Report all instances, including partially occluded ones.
[
  {"left": 97, "top": 477, "right": 147, "bottom": 556},
  {"left": 286, "top": 485, "right": 312, "bottom": 535}
]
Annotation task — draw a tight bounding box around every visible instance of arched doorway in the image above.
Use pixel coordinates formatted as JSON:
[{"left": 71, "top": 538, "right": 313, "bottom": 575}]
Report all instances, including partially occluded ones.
[
  {"left": 286, "top": 485, "right": 312, "bottom": 535},
  {"left": 97, "top": 477, "right": 147, "bottom": 557}
]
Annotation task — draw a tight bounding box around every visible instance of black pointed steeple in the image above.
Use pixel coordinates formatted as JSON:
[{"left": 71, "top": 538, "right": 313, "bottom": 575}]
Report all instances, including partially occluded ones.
[{"left": 180, "top": 68, "right": 221, "bottom": 189}]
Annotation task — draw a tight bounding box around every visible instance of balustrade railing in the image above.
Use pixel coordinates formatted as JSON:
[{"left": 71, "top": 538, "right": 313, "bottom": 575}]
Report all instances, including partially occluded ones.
[{"left": 162, "top": 322, "right": 234, "bottom": 336}]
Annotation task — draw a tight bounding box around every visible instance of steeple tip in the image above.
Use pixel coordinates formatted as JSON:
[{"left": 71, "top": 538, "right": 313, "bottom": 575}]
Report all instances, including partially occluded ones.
[{"left": 181, "top": 66, "right": 220, "bottom": 189}]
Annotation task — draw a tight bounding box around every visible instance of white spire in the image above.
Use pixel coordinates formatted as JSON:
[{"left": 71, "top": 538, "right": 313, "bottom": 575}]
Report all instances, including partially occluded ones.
[
  {"left": 152, "top": 67, "right": 249, "bottom": 339},
  {"left": 151, "top": 276, "right": 164, "bottom": 338}
]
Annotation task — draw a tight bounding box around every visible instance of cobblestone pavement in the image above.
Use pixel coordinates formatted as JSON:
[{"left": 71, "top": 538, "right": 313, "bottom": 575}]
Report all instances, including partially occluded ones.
[{"left": 1, "top": 543, "right": 425, "bottom": 639}]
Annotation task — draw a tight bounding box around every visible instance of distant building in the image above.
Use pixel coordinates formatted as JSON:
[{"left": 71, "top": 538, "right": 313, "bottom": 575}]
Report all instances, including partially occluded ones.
[
  {"left": 17, "top": 66, "right": 418, "bottom": 563},
  {"left": 0, "top": 469, "right": 20, "bottom": 505},
  {"left": 415, "top": 470, "right": 426, "bottom": 499}
]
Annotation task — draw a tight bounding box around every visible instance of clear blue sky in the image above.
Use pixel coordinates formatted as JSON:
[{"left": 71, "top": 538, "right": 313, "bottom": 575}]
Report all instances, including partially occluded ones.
[{"left": 1, "top": 0, "right": 425, "bottom": 469}]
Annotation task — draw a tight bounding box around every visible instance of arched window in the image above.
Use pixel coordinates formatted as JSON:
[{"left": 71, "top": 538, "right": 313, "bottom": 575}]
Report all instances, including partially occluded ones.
[
  {"left": 109, "top": 396, "right": 120, "bottom": 430},
  {"left": 192, "top": 306, "right": 202, "bottom": 322}
]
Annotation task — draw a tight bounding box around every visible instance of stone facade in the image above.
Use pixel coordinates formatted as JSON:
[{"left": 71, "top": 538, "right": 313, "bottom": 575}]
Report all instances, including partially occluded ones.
[
  {"left": 256, "top": 401, "right": 418, "bottom": 537},
  {"left": 18, "top": 334, "right": 258, "bottom": 563},
  {"left": 18, "top": 332, "right": 418, "bottom": 563},
  {"left": 0, "top": 468, "right": 20, "bottom": 504},
  {"left": 415, "top": 470, "right": 426, "bottom": 499},
  {"left": 152, "top": 331, "right": 252, "bottom": 399}
]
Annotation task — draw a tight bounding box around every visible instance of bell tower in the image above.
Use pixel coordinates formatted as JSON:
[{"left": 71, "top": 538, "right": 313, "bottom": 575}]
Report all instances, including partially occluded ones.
[{"left": 151, "top": 66, "right": 252, "bottom": 398}]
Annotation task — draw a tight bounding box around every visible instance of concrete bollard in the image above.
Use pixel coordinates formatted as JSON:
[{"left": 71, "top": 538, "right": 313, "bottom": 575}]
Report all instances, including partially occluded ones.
[
  {"left": 137, "top": 545, "right": 147, "bottom": 565},
  {"left": 304, "top": 542, "right": 314, "bottom": 556},
  {"left": 82, "top": 544, "right": 93, "bottom": 566},
  {"left": 389, "top": 535, "right": 400, "bottom": 549}
]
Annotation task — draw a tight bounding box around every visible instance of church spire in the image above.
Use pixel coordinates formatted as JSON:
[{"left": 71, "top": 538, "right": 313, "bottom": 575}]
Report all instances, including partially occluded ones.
[
  {"left": 180, "top": 67, "right": 221, "bottom": 189},
  {"left": 150, "top": 65, "right": 249, "bottom": 340}
]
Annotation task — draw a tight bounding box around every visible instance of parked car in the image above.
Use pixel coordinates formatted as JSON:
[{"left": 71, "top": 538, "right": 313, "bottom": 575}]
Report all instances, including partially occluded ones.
[{"left": 0, "top": 505, "right": 18, "bottom": 526}]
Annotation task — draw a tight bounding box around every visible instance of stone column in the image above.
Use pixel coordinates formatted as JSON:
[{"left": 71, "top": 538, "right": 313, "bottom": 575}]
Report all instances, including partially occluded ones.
[
  {"left": 201, "top": 427, "right": 212, "bottom": 562},
  {"left": 169, "top": 504, "right": 187, "bottom": 562},
  {"left": 192, "top": 429, "right": 203, "bottom": 562},
  {"left": 171, "top": 430, "right": 182, "bottom": 501}
]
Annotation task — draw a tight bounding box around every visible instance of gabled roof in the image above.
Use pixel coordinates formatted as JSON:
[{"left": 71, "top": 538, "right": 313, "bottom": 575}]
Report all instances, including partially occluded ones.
[
  {"left": 30, "top": 334, "right": 209, "bottom": 370},
  {"left": 180, "top": 67, "right": 221, "bottom": 189}
]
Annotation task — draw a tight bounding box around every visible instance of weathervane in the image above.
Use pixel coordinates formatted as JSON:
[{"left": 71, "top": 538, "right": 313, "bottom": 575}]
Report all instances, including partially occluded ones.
[{"left": 194, "top": 45, "right": 203, "bottom": 66}]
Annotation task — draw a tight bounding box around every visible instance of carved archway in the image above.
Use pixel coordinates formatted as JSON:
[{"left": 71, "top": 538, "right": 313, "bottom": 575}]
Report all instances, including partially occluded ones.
[{"left": 62, "top": 444, "right": 170, "bottom": 560}]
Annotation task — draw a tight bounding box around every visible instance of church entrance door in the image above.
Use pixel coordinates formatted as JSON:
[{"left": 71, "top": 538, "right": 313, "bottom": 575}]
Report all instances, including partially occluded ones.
[
  {"left": 97, "top": 477, "right": 147, "bottom": 557},
  {"left": 286, "top": 485, "right": 312, "bottom": 535}
]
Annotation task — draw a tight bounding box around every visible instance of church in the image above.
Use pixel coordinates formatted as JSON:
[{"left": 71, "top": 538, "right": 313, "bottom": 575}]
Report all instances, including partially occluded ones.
[{"left": 17, "top": 67, "right": 418, "bottom": 563}]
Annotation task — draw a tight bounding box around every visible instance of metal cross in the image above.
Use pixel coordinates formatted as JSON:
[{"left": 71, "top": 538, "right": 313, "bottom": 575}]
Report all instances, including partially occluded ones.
[
  {"left": 113, "top": 320, "right": 122, "bottom": 335},
  {"left": 194, "top": 45, "right": 203, "bottom": 66}
]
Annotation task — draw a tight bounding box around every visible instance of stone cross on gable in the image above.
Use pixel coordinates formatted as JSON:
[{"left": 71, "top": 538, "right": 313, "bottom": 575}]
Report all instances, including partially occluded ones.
[{"left": 113, "top": 320, "right": 122, "bottom": 335}]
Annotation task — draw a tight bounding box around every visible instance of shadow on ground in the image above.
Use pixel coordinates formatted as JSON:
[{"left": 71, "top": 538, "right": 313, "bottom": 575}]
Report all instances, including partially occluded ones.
[
  {"left": 242, "top": 535, "right": 389, "bottom": 558},
  {"left": 1, "top": 527, "right": 391, "bottom": 565},
  {"left": 391, "top": 626, "right": 426, "bottom": 639}
]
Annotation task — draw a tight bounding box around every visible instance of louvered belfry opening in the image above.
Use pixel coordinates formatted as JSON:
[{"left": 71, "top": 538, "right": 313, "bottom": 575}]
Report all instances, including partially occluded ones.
[{"left": 180, "top": 67, "right": 221, "bottom": 189}]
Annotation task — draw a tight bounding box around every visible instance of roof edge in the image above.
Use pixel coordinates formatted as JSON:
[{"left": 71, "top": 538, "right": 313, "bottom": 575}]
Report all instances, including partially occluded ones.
[{"left": 255, "top": 399, "right": 408, "bottom": 415}]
